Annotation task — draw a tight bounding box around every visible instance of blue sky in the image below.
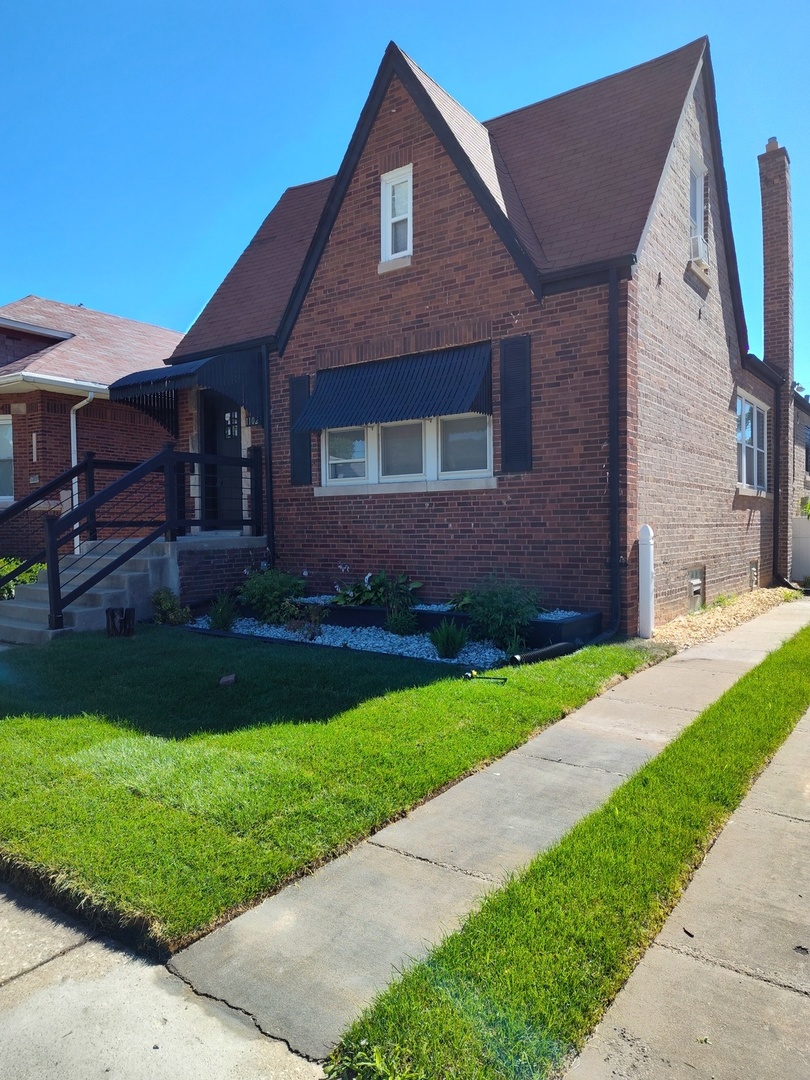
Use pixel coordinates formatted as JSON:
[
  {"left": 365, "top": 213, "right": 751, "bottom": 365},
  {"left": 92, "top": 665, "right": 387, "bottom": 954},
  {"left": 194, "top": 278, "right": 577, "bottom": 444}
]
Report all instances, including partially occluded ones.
[{"left": 2, "top": 2, "right": 808, "bottom": 384}]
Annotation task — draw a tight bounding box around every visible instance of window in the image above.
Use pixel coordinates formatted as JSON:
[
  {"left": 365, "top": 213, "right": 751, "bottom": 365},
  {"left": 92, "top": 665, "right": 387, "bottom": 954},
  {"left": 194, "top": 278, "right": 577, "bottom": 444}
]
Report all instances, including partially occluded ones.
[
  {"left": 380, "top": 165, "right": 412, "bottom": 262},
  {"left": 689, "top": 162, "right": 709, "bottom": 267},
  {"left": 327, "top": 428, "right": 366, "bottom": 480},
  {"left": 0, "top": 417, "right": 12, "bottom": 501},
  {"left": 805, "top": 428, "right": 810, "bottom": 474},
  {"left": 736, "top": 393, "right": 767, "bottom": 492},
  {"left": 322, "top": 413, "right": 491, "bottom": 487}
]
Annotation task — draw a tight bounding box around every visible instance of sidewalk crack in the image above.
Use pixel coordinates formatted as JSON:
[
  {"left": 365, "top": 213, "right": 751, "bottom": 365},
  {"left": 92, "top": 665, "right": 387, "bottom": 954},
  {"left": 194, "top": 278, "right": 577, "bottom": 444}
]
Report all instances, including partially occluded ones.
[
  {"left": 655, "top": 942, "right": 810, "bottom": 998},
  {"left": 366, "top": 840, "right": 496, "bottom": 882},
  {"left": 166, "top": 963, "right": 323, "bottom": 1064},
  {"left": 520, "top": 751, "right": 633, "bottom": 777}
]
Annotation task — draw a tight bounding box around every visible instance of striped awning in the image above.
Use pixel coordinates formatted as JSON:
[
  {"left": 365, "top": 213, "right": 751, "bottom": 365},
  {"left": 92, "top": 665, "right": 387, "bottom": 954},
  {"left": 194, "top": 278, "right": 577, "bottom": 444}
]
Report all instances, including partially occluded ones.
[{"left": 293, "top": 343, "right": 491, "bottom": 431}]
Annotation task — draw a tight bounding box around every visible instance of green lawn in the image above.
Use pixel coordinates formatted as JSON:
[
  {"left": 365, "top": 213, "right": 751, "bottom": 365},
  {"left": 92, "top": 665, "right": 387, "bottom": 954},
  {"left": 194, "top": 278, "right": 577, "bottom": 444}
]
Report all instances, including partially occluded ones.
[
  {"left": 327, "top": 623, "right": 810, "bottom": 1080},
  {"left": 0, "top": 626, "right": 654, "bottom": 951}
]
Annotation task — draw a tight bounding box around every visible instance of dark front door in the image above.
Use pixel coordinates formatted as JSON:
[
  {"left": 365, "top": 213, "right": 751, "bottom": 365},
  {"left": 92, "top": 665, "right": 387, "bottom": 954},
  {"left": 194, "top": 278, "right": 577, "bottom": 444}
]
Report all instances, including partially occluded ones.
[{"left": 201, "top": 390, "right": 242, "bottom": 527}]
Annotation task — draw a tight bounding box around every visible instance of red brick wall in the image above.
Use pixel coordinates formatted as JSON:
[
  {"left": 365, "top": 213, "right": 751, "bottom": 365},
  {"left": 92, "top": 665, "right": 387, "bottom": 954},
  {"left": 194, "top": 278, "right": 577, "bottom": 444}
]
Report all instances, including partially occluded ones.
[
  {"left": 177, "top": 543, "right": 267, "bottom": 605},
  {"left": 633, "top": 71, "right": 775, "bottom": 624},
  {"left": 0, "top": 390, "right": 170, "bottom": 559},
  {"left": 270, "top": 75, "right": 617, "bottom": 620}
]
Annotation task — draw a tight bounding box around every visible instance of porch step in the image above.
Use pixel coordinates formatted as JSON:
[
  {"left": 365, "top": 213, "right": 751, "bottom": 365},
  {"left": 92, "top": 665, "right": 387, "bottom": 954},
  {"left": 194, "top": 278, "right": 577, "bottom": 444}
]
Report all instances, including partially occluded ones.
[{"left": 0, "top": 540, "right": 175, "bottom": 645}]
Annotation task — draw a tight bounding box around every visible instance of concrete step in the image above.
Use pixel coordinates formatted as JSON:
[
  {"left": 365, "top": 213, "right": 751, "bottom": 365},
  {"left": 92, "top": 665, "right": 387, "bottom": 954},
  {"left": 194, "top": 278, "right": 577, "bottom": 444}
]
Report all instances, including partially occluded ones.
[
  {"left": 0, "top": 617, "right": 68, "bottom": 645},
  {"left": 13, "top": 583, "right": 131, "bottom": 612},
  {"left": 0, "top": 600, "right": 110, "bottom": 632}
]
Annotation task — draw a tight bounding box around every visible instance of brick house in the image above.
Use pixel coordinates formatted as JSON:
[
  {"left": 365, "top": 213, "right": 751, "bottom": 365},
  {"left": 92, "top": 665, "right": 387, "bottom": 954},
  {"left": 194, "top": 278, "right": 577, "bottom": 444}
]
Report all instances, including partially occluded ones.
[
  {"left": 112, "top": 37, "right": 800, "bottom": 633},
  {"left": 0, "top": 296, "right": 181, "bottom": 559}
]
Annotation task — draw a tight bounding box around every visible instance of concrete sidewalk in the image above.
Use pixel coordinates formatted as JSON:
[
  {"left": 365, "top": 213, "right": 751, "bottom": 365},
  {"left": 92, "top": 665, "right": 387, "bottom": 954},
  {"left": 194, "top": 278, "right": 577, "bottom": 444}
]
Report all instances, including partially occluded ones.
[
  {"left": 1, "top": 598, "right": 808, "bottom": 1078},
  {"left": 564, "top": 710, "right": 810, "bottom": 1080},
  {"left": 169, "top": 599, "right": 810, "bottom": 1061}
]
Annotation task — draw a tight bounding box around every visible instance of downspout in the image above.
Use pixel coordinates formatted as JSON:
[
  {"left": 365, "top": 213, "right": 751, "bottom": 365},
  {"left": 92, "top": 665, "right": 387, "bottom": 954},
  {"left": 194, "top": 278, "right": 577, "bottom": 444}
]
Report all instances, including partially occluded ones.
[
  {"left": 261, "top": 344, "right": 275, "bottom": 566},
  {"left": 70, "top": 392, "right": 95, "bottom": 554},
  {"left": 772, "top": 387, "right": 781, "bottom": 582},
  {"left": 591, "top": 267, "right": 623, "bottom": 643}
]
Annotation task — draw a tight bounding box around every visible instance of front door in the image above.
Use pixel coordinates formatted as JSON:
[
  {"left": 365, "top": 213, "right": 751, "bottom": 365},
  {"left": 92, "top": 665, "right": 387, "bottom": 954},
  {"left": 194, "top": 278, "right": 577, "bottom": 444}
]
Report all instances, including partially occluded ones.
[{"left": 201, "top": 390, "right": 242, "bottom": 527}]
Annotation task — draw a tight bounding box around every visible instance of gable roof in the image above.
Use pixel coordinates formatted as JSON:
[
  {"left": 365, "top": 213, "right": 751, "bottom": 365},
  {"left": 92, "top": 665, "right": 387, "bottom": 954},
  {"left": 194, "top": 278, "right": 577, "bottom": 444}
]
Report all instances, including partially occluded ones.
[
  {"left": 177, "top": 38, "right": 738, "bottom": 359},
  {"left": 0, "top": 296, "right": 182, "bottom": 388},
  {"left": 171, "top": 177, "right": 332, "bottom": 361}
]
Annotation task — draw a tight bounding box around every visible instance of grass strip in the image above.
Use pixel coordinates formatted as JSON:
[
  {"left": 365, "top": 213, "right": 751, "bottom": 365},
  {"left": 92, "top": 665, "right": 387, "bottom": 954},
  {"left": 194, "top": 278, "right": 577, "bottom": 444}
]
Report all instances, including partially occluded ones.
[
  {"left": 0, "top": 627, "right": 655, "bottom": 950},
  {"left": 327, "top": 623, "right": 810, "bottom": 1080}
]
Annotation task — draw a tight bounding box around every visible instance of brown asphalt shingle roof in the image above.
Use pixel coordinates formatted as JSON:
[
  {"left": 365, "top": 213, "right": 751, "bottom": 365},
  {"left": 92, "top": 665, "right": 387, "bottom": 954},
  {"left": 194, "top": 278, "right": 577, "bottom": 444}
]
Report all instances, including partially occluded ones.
[
  {"left": 0, "top": 296, "right": 182, "bottom": 386},
  {"left": 172, "top": 177, "right": 333, "bottom": 360},
  {"left": 176, "top": 39, "right": 707, "bottom": 356}
]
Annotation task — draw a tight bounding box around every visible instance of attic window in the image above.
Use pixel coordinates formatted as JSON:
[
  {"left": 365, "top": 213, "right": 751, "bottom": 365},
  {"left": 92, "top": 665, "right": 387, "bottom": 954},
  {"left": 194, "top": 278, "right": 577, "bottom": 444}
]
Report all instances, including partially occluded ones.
[
  {"left": 380, "top": 164, "right": 412, "bottom": 264},
  {"left": 689, "top": 163, "right": 709, "bottom": 268}
]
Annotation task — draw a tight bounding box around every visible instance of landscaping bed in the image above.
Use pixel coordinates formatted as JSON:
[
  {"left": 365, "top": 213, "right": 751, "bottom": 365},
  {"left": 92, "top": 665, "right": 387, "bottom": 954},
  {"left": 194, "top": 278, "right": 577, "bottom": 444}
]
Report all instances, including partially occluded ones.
[{"left": 0, "top": 626, "right": 655, "bottom": 954}]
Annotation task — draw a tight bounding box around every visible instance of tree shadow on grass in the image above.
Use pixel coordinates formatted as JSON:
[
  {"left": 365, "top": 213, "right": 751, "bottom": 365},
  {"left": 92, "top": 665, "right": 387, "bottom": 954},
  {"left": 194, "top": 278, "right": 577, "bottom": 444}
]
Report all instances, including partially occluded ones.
[{"left": 0, "top": 625, "right": 453, "bottom": 737}]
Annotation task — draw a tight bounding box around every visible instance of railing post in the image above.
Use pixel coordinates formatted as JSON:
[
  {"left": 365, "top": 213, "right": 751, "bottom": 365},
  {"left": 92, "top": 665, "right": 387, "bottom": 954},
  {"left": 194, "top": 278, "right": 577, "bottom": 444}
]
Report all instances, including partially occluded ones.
[
  {"left": 84, "top": 451, "right": 97, "bottom": 542},
  {"left": 249, "top": 446, "right": 263, "bottom": 536},
  {"left": 164, "top": 445, "right": 178, "bottom": 542},
  {"left": 45, "top": 516, "right": 64, "bottom": 630}
]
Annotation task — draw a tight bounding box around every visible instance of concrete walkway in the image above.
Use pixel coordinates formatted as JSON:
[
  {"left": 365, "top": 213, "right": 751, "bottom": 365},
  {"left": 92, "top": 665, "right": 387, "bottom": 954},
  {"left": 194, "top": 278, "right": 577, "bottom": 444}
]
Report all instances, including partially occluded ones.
[
  {"left": 168, "top": 599, "right": 810, "bottom": 1061},
  {"left": 1, "top": 599, "right": 808, "bottom": 1078},
  {"left": 564, "top": 709, "right": 810, "bottom": 1080}
]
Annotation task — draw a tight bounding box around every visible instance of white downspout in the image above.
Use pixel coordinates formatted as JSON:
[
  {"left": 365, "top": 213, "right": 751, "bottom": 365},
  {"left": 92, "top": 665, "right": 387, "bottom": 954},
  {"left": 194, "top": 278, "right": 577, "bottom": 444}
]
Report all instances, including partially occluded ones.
[{"left": 70, "top": 392, "right": 95, "bottom": 553}]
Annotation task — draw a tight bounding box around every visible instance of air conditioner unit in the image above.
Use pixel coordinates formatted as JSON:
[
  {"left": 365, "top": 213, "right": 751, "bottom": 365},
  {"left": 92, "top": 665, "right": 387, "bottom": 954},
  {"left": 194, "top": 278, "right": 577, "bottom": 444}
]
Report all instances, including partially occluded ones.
[{"left": 689, "top": 233, "right": 709, "bottom": 269}]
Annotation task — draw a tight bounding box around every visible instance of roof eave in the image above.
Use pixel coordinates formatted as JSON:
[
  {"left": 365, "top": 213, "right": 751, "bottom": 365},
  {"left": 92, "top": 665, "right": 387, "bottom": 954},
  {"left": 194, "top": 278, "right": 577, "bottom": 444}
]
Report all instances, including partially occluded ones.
[
  {"left": 168, "top": 335, "right": 278, "bottom": 366},
  {"left": 0, "top": 371, "right": 110, "bottom": 397}
]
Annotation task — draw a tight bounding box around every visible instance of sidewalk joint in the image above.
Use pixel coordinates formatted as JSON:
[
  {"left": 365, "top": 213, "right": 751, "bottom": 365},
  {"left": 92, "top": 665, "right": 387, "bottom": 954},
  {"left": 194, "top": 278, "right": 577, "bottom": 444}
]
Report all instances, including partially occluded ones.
[
  {"left": 655, "top": 941, "right": 810, "bottom": 999},
  {"left": 0, "top": 936, "right": 93, "bottom": 989},
  {"left": 366, "top": 839, "right": 496, "bottom": 882},
  {"left": 750, "top": 806, "right": 810, "bottom": 825}
]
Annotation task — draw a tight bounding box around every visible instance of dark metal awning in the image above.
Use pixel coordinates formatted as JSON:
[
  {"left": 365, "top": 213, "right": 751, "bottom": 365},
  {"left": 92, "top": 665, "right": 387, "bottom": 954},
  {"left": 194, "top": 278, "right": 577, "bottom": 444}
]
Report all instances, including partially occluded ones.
[
  {"left": 110, "top": 350, "right": 266, "bottom": 437},
  {"left": 293, "top": 343, "right": 492, "bottom": 431}
]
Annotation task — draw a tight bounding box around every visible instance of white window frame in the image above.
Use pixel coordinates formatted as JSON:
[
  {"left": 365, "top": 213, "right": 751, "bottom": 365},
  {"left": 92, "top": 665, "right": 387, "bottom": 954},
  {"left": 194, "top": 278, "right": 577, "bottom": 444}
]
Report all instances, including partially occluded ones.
[
  {"left": 325, "top": 427, "right": 368, "bottom": 485},
  {"left": 380, "top": 164, "right": 413, "bottom": 263},
  {"left": 320, "top": 413, "right": 492, "bottom": 489},
  {"left": 689, "top": 154, "right": 709, "bottom": 267},
  {"left": 0, "top": 416, "right": 13, "bottom": 503},
  {"left": 736, "top": 391, "right": 768, "bottom": 494}
]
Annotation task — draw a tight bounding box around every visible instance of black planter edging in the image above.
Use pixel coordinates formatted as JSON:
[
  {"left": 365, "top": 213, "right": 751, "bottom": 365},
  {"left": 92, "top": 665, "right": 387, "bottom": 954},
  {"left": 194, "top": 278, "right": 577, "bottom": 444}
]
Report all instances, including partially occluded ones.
[{"left": 319, "top": 604, "right": 602, "bottom": 646}]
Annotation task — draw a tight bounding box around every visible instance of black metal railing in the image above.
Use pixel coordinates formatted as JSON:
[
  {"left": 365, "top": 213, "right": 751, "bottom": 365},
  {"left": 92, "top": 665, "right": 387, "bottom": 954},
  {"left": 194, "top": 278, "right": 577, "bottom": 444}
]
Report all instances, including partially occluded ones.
[
  {"left": 0, "top": 451, "right": 140, "bottom": 596},
  {"left": 1, "top": 443, "right": 262, "bottom": 629}
]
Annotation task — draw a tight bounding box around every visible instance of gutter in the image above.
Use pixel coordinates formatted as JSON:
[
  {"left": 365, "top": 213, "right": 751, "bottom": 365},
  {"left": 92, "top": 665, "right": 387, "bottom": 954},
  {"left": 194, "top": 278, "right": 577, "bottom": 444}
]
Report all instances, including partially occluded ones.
[{"left": 0, "top": 372, "right": 109, "bottom": 397}]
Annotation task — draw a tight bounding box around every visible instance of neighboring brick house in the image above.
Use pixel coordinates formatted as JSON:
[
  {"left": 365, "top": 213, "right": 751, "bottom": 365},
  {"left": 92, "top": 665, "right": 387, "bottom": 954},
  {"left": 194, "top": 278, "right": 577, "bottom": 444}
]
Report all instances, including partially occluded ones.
[
  {"left": 0, "top": 296, "right": 181, "bottom": 559},
  {"left": 112, "top": 38, "right": 800, "bottom": 633}
]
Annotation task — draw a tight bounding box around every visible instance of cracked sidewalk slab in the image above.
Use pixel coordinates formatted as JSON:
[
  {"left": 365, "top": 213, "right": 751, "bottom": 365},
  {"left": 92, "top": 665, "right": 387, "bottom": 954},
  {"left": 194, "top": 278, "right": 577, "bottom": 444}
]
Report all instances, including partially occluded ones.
[
  {"left": 0, "top": 886, "right": 321, "bottom": 1080},
  {"left": 169, "top": 841, "right": 490, "bottom": 1061}
]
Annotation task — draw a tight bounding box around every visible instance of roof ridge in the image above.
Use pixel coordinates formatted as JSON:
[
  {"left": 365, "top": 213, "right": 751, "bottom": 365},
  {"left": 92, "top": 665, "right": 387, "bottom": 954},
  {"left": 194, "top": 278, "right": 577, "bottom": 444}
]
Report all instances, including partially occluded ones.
[{"left": 484, "top": 37, "right": 707, "bottom": 126}]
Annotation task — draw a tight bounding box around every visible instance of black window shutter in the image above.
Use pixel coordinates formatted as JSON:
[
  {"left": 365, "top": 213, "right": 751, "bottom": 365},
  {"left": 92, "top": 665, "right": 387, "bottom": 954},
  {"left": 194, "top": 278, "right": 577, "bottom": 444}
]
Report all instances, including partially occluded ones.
[
  {"left": 289, "top": 375, "right": 312, "bottom": 486},
  {"left": 500, "top": 335, "right": 532, "bottom": 472}
]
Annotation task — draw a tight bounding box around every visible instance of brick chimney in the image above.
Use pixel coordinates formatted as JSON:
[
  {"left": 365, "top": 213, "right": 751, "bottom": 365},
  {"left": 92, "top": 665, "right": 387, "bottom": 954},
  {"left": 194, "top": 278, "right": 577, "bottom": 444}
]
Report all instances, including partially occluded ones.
[{"left": 758, "top": 137, "right": 794, "bottom": 578}]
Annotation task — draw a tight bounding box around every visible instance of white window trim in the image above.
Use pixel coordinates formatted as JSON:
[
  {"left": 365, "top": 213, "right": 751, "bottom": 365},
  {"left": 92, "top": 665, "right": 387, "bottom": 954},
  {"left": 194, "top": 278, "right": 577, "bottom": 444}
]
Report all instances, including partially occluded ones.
[
  {"left": 0, "top": 415, "right": 12, "bottom": 503},
  {"left": 688, "top": 153, "right": 709, "bottom": 270},
  {"left": 320, "top": 413, "right": 492, "bottom": 490},
  {"left": 736, "top": 390, "right": 769, "bottom": 494},
  {"left": 380, "top": 164, "right": 412, "bottom": 264}
]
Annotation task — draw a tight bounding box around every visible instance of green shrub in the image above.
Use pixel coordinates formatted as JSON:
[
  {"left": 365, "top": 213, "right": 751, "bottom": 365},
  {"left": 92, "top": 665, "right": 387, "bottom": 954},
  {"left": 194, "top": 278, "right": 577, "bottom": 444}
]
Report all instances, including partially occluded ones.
[
  {"left": 465, "top": 578, "right": 539, "bottom": 651},
  {"left": 335, "top": 571, "right": 422, "bottom": 612},
  {"left": 386, "top": 608, "right": 420, "bottom": 637},
  {"left": 208, "top": 593, "right": 238, "bottom": 632},
  {"left": 429, "top": 618, "right": 469, "bottom": 659},
  {"left": 0, "top": 558, "right": 44, "bottom": 600},
  {"left": 238, "top": 568, "right": 305, "bottom": 624},
  {"left": 151, "top": 588, "right": 192, "bottom": 626}
]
